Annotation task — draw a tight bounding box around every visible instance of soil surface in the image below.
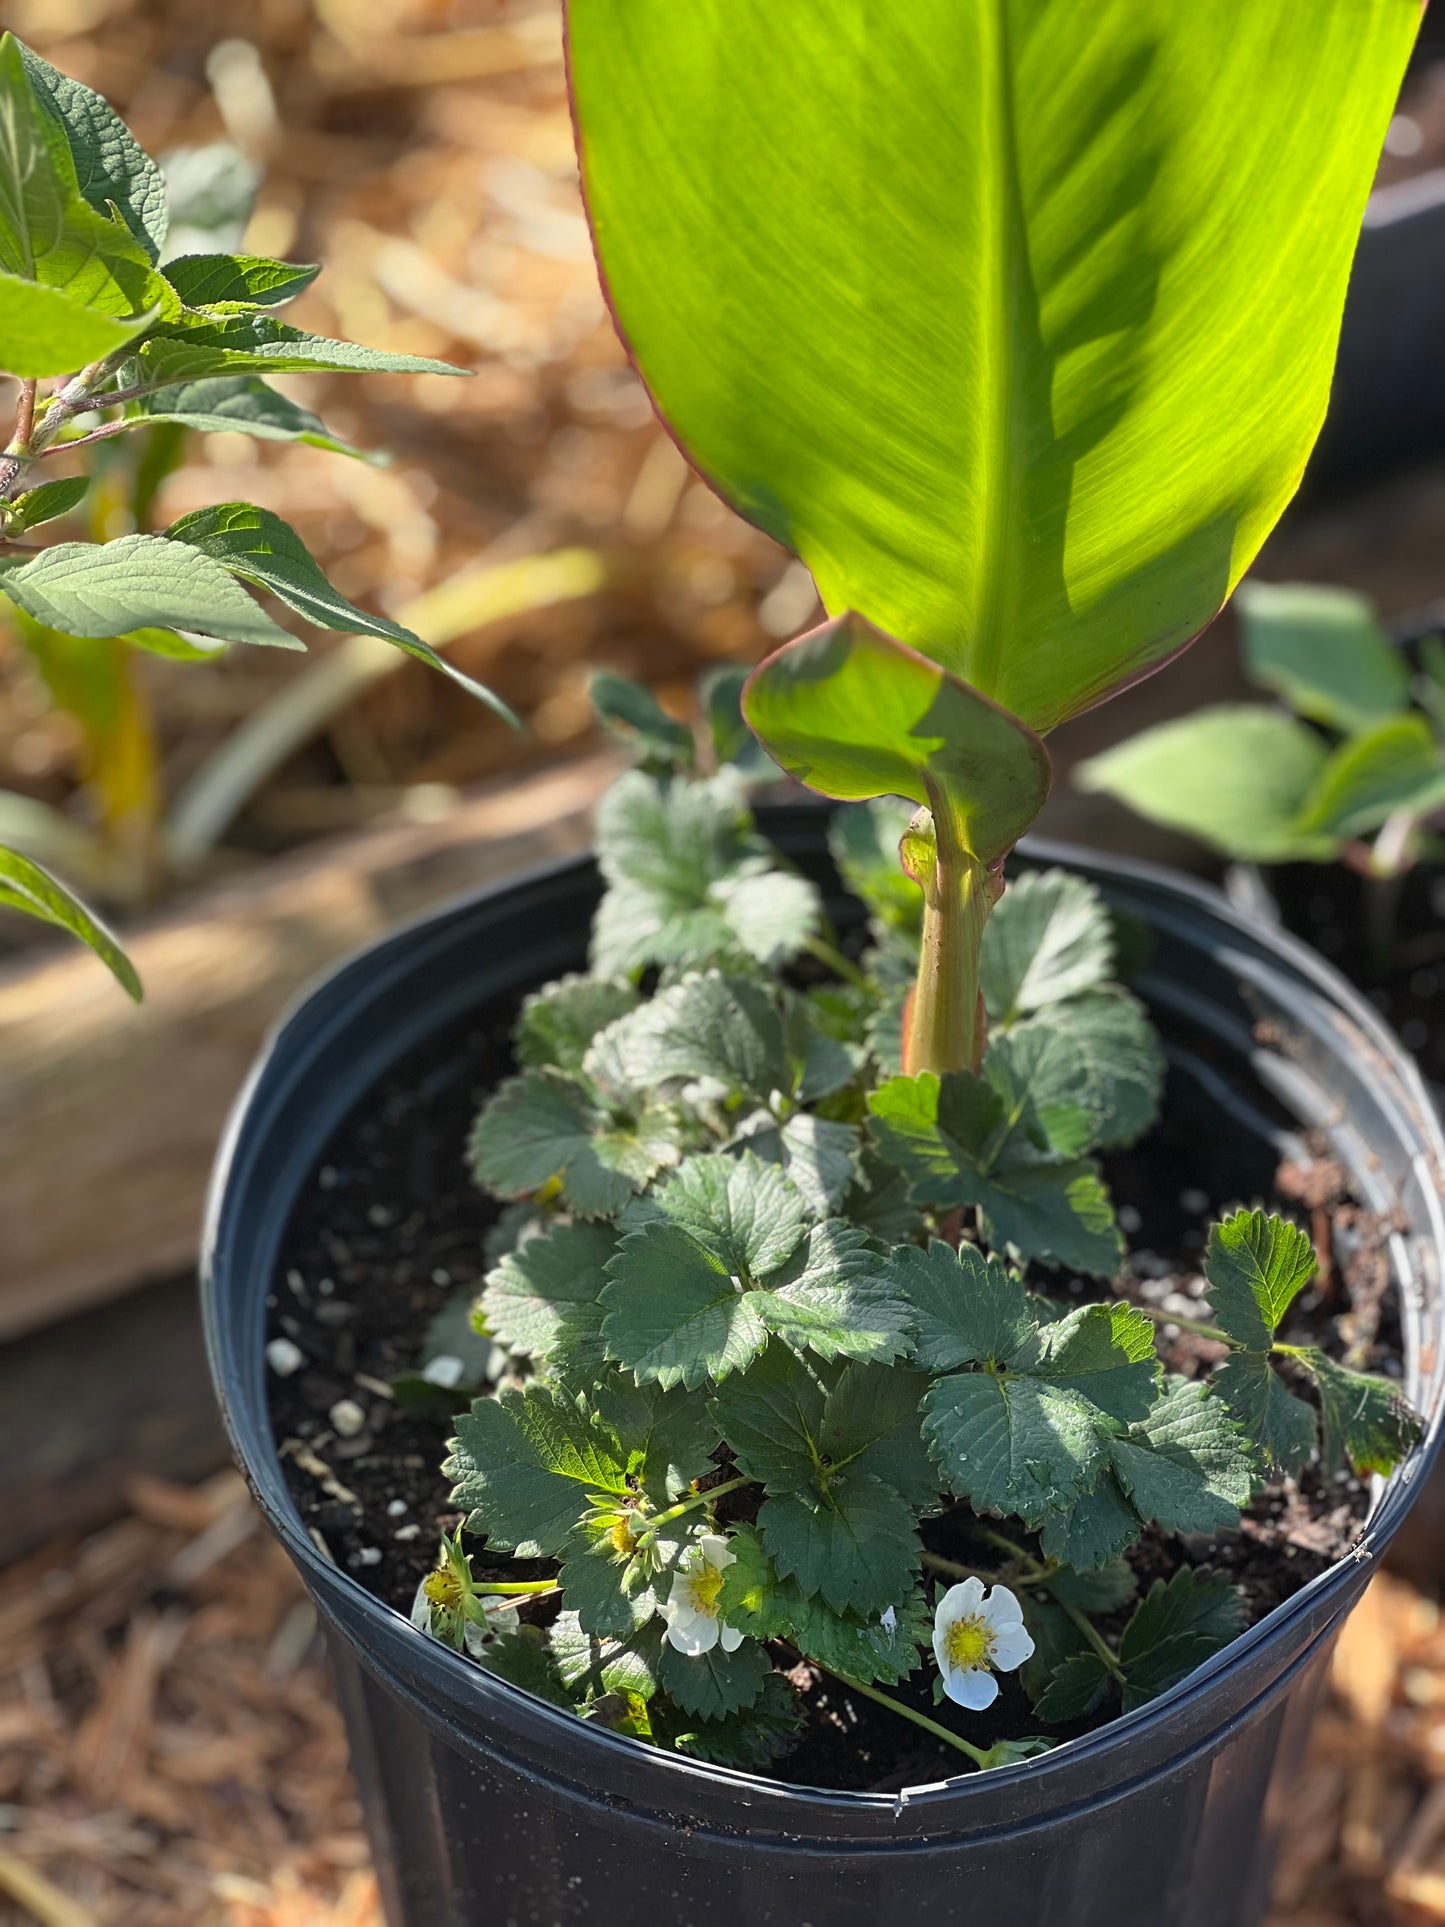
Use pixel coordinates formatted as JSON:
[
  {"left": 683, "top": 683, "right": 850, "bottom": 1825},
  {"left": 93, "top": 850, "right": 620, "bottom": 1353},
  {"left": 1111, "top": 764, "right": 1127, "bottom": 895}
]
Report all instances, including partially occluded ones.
[{"left": 268, "top": 988, "right": 1405, "bottom": 1794}]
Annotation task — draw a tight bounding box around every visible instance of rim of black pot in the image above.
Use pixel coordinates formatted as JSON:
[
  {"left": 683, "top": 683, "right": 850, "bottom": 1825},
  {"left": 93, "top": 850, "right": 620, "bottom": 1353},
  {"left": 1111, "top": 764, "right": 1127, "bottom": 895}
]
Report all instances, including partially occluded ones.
[{"left": 202, "top": 814, "right": 1445, "bottom": 1815}]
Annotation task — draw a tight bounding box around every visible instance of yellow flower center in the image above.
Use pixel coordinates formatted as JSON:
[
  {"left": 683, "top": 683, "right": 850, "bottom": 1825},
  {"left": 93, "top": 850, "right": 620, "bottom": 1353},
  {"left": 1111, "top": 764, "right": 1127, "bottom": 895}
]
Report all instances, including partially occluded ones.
[
  {"left": 424, "top": 1568, "right": 464, "bottom": 1611},
  {"left": 610, "top": 1517, "right": 638, "bottom": 1557},
  {"left": 687, "top": 1563, "right": 725, "bottom": 1615},
  {"left": 944, "top": 1615, "right": 994, "bottom": 1672}
]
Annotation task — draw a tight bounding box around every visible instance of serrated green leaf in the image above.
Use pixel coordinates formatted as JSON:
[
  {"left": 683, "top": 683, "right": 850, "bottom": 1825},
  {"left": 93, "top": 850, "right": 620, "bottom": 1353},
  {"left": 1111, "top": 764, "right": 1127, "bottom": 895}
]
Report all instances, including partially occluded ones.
[
  {"left": 735, "top": 1114, "right": 860, "bottom": 1217},
  {"left": 1075, "top": 708, "right": 1335, "bottom": 863},
  {"left": 0, "top": 843, "right": 140, "bottom": 998},
  {"left": 445, "top": 1382, "right": 632, "bottom": 1556},
  {"left": 163, "top": 252, "right": 320, "bottom": 308},
  {"left": 1210, "top": 1351, "right": 1317, "bottom": 1475},
  {"left": 596, "top": 971, "right": 789, "bottom": 1105},
  {"left": 1033, "top": 1650, "right": 1112, "bottom": 1723},
  {"left": 551, "top": 1610, "right": 662, "bottom": 1702},
  {"left": 1108, "top": 1377, "right": 1253, "bottom": 1534},
  {"left": 885, "top": 1240, "right": 1034, "bottom": 1374},
  {"left": 480, "top": 1218, "right": 619, "bottom": 1368},
  {"left": 981, "top": 871, "right": 1115, "bottom": 1022},
  {"left": 1037, "top": 1476, "right": 1140, "bottom": 1570},
  {"left": 1294, "top": 1348, "right": 1422, "bottom": 1478},
  {"left": 708, "top": 1344, "right": 829, "bottom": 1492},
  {"left": 642, "top": 1152, "right": 808, "bottom": 1278},
  {"left": 982, "top": 1022, "right": 1099, "bottom": 1159},
  {"left": 127, "top": 374, "right": 367, "bottom": 458},
  {"left": 758, "top": 1470, "right": 919, "bottom": 1616},
  {"left": 754, "top": 1220, "right": 913, "bottom": 1366},
  {"left": 669, "top": 1672, "right": 802, "bottom": 1768},
  {"left": 658, "top": 1635, "right": 772, "bottom": 1718},
  {"left": 923, "top": 1371, "right": 1111, "bottom": 1526},
  {"left": 720, "top": 1537, "right": 929, "bottom": 1686},
  {"left": 1204, "top": 1209, "right": 1317, "bottom": 1351},
  {"left": 1118, "top": 1569, "right": 1244, "bottom": 1711},
  {"left": 3, "top": 475, "right": 88, "bottom": 535},
  {"left": 591, "top": 670, "right": 696, "bottom": 769},
  {"left": 601, "top": 1221, "right": 770, "bottom": 1390},
  {"left": 473, "top": 1626, "right": 573, "bottom": 1708},
  {"left": 1018, "top": 990, "right": 1164, "bottom": 1152},
  {"left": 134, "top": 310, "right": 467, "bottom": 383},
  {"left": 19, "top": 42, "right": 166, "bottom": 261},
  {"left": 1046, "top": 1560, "right": 1138, "bottom": 1617},
  {"left": 840, "top": 1150, "right": 924, "bottom": 1247},
  {"left": 0, "top": 269, "right": 153, "bottom": 376},
  {"left": 1034, "top": 1302, "right": 1160, "bottom": 1426},
  {"left": 828, "top": 797, "right": 922, "bottom": 942},
  {"left": 819, "top": 1361, "right": 937, "bottom": 1507},
  {"left": 0, "top": 535, "right": 299, "bottom": 650},
  {"left": 1236, "top": 579, "right": 1410, "bottom": 733},
  {"left": 559, "top": 1527, "right": 666, "bottom": 1638},
  {"left": 516, "top": 975, "right": 640, "bottom": 1075},
  {"left": 468, "top": 1069, "right": 638, "bottom": 1217}
]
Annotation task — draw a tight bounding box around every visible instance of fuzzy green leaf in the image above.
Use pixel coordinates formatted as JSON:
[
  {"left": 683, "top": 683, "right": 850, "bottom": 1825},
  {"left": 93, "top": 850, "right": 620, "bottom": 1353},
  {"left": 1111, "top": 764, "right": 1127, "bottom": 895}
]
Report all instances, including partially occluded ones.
[
  {"left": 1204, "top": 1209, "right": 1317, "bottom": 1351},
  {"left": 1033, "top": 1302, "right": 1161, "bottom": 1426},
  {"left": 127, "top": 375, "right": 366, "bottom": 458},
  {"left": 639, "top": 1152, "right": 808, "bottom": 1278},
  {"left": 922, "top": 1370, "right": 1111, "bottom": 1527},
  {"left": 469, "top": 1069, "right": 648, "bottom": 1217},
  {"left": 3, "top": 475, "right": 88, "bottom": 535},
  {"left": 599, "top": 974, "right": 789, "bottom": 1108},
  {"left": 445, "top": 1383, "right": 631, "bottom": 1557},
  {"left": 0, "top": 844, "right": 140, "bottom": 998},
  {"left": 1038, "top": 1476, "right": 1140, "bottom": 1570},
  {"left": 1017, "top": 991, "right": 1165, "bottom": 1152},
  {"left": 162, "top": 252, "right": 320, "bottom": 308},
  {"left": 1033, "top": 1650, "right": 1113, "bottom": 1723},
  {"left": 1211, "top": 1351, "right": 1317, "bottom": 1474},
  {"left": 735, "top": 1114, "right": 860, "bottom": 1217},
  {"left": 559, "top": 1526, "right": 670, "bottom": 1639},
  {"left": 134, "top": 310, "right": 467, "bottom": 383},
  {"left": 753, "top": 1220, "right": 913, "bottom": 1367},
  {"left": 981, "top": 871, "right": 1115, "bottom": 1022},
  {"left": 658, "top": 1636, "right": 772, "bottom": 1719},
  {"left": 669, "top": 1673, "right": 802, "bottom": 1768},
  {"left": 515, "top": 976, "right": 641, "bottom": 1077},
  {"left": 480, "top": 1218, "right": 619, "bottom": 1369},
  {"left": 1108, "top": 1378, "right": 1254, "bottom": 1534},
  {"left": 591, "top": 670, "right": 696, "bottom": 769},
  {"left": 19, "top": 43, "right": 166, "bottom": 261},
  {"left": 0, "top": 536, "right": 299, "bottom": 650},
  {"left": 885, "top": 1240, "right": 1034, "bottom": 1374},
  {"left": 1047, "top": 1560, "right": 1138, "bottom": 1617},
  {"left": 0, "top": 269, "right": 153, "bottom": 376},
  {"left": 1292, "top": 715, "right": 1445, "bottom": 843}
]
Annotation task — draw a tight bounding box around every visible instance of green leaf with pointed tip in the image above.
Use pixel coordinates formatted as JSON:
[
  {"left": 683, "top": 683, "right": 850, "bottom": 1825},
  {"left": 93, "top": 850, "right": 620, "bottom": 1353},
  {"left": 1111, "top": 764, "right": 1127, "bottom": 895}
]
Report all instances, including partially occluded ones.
[
  {"left": 742, "top": 613, "right": 1050, "bottom": 865},
  {"left": 444, "top": 1383, "right": 631, "bottom": 1557},
  {"left": 18, "top": 42, "right": 166, "bottom": 261},
  {"left": 1204, "top": 1209, "right": 1317, "bottom": 1351},
  {"left": 134, "top": 310, "right": 468, "bottom": 383},
  {"left": 0, "top": 843, "right": 140, "bottom": 998},
  {"left": 571, "top": 2, "right": 1413, "bottom": 734},
  {"left": 758, "top": 1471, "right": 920, "bottom": 1617},
  {"left": 1033, "top": 1650, "right": 1113, "bottom": 1724},
  {"left": 516, "top": 975, "right": 640, "bottom": 1077},
  {"left": 127, "top": 375, "right": 366, "bottom": 458},
  {"left": 163, "top": 253, "right": 320, "bottom": 308},
  {"left": 590, "top": 670, "right": 696, "bottom": 770},
  {"left": 0, "top": 535, "right": 299, "bottom": 650},
  {"left": 1038, "top": 1476, "right": 1140, "bottom": 1570},
  {"left": 643, "top": 1152, "right": 808, "bottom": 1277},
  {"left": 1294, "top": 1348, "right": 1422, "bottom": 1478},
  {"left": 3, "top": 475, "right": 88, "bottom": 535},
  {"left": 480, "top": 1218, "right": 619, "bottom": 1369},
  {"left": 1236, "top": 580, "right": 1410, "bottom": 733},
  {"left": 1035, "top": 1302, "right": 1160, "bottom": 1426},
  {"left": 922, "top": 1371, "right": 1109, "bottom": 1526},
  {"left": 1292, "top": 715, "right": 1445, "bottom": 843},
  {"left": 1108, "top": 1377, "right": 1254, "bottom": 1534},
  {"left": 752, "top": 1220, "right": 914, "bottom": 1368},
  {"left": 658, "top": 1637, "right": 772, "bottom": 1719},
  {"left": 1211, "top": 1351, "right": 1317, "bottom": 1475},
  {"left": 0, "top": 268, "right": 154, "bottom": 376},
  {"left": 1075, "top": 708, "right": 1336, "bottom": 863},
  {"left": 162, "top": 502, "right": 513, "bottom": 718},
  {"left": 601, "top": 1222, "right": 770, "bottom": 1390},
  {"left": 981, "top": 871, "right": 1115, "bottom": 1021},
  {"left": 885, "top": 1240, "right": 1034, "bottom": 1374},
  {"left": 1118, "top": 1570, "right": 1244, "bottom": 1711}
]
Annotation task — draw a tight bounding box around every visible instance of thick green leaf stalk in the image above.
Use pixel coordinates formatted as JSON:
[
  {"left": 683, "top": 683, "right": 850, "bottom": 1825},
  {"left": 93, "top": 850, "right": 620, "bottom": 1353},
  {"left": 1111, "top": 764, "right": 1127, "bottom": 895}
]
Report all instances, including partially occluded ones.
[{"left": 899, "top": 808, "right": 1000, "bottom": 1076}]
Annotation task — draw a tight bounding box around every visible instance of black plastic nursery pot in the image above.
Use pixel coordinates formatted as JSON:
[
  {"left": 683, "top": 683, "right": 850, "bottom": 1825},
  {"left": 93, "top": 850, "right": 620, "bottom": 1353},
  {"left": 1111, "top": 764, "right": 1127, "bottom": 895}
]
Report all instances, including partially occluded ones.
[{"left": 202, "top": 808, "right": 1445, "bottom": 1927}]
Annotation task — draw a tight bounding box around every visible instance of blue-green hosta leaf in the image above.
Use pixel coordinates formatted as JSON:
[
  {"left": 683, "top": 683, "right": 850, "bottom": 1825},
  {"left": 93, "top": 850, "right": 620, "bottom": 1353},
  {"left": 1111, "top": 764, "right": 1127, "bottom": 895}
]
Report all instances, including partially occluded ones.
[
  {"left": 0, "top": 536, "right": 299, "bottom": 650},
  {"left": 1075, "top": 708, "right": 1336, "bottom": 863},
  {"left": 828, "top": 798, "right": 923, "bottom": 943},
  {"left": 19, "top": 43, "right": 167, "bottom": 261},
  {"left": 592, "top": 771, "right": 819, "bottom": 975},
  {"left": 134, "top": 309, "right": 467, "bottom": 383},
  {"left": 570, "top": 2, "right": 1413, "bottom": 734},
  {"left": 669, "top": 1674, "right": 803, "bottom": 1768},
  {"left": 1236, "top": 579, "right": 1410, "bottom": 733},
  {"left": 0, "top": 844, "right": 140, "bottom": 998},
  {"left": 757, "top": 1471, "right": 920, "bottom": 1617},
  {"left": 590, "top": 670, "right": 696, "bottom": 770},
  {"left": 1017, "top": 991, "right": 1165, "bottom": 1152},
  {"left": 658, "top": 1637, "right": 773, "bottom": 1720},
  {"left": 732, "top": 1114, "right": 860, "bottom": 1217},
  {"left": 0, "top": 269, "right": 153, "bottom": 376},
  {"left": 1211, "top": 1351, "right": 1317, "bottom": 1475},
  {"left": 884, "top": 1240, "right": 1035, "bottom": 1374},
  {"left": 515, "top": 975, "right": 641, "bottom": 1078},
  {"left": 127, "top": 376, "right": 367, "bottom": 458},
  {"left": 2, "top": 475, "right": 88, "bottom": 536},
  {"left": 921, "top": 1370, "right": 1113, "bottom": 1527},
  {"left": 594, "top": 971, "right": 788, "bottom": 1106},
  {"left": 162, "top": 253, "right": 320, "bottom": 308},
  {"left": 867, "top": 1070, "right": 1123, "bottom": 1275},
  {"left": 1107, "top": 1378, "right": 1254, "bottom": 1534},
  {"left": 601, "top": 1221, "right": 771, "bottom": 1390},
  {"left": 1203, "top": 1209, "right": 1317, "bottom": 1351},
  {"left": 981, "top": 871, "right": 1115, "bottom": 1022},
  {"left": 1295, "top": 1348, "right": 1422, "bottom": 1479},
  {"left": 468, "top": 1068, "right": 679, "bottom": 1218},
  {"left": 479, "top": 1218, "right": 620, "bottom": 1369},
  {"left": 1118, "top": 1570, "right": 1244, "bottom": 1712},
  {"left": 163, "top": 503, "right": 512, "bottom": 716}
]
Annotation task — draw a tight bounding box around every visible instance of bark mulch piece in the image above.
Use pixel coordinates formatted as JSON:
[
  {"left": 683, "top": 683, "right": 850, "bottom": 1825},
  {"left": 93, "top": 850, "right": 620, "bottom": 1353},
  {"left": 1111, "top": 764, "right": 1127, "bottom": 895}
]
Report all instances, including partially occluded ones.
[{"left": 3, "top": 1474, "right": 1444, "bottom": 1924}]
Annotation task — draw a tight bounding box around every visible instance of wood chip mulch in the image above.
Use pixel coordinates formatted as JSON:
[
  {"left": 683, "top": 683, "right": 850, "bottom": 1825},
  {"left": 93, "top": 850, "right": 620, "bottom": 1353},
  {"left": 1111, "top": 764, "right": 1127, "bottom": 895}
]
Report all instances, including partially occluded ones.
[{"left": 3, "top": 1476, "right": 1445, "bottom": 1925}]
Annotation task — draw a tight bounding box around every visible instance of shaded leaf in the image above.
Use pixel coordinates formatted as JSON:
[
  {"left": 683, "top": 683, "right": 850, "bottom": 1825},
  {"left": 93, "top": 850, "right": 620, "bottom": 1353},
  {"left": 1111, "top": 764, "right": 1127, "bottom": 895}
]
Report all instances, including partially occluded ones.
[
  {"left": 981, "top": 871, "right": 1114, "bottom": 1021},
  {"left": 590, "top": 670, "right": 695, "bottom": 769},
  {"left": 1236, "top": 579, "right": 1410, "bottom": 732},
  {"left": 658, "top": 1637, "right": 772, "bottom": 1719}
]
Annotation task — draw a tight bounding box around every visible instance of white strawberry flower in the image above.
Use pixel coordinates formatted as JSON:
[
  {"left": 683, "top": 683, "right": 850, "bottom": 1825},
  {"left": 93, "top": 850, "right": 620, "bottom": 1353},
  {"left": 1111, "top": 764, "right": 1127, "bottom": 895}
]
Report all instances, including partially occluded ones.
[
  {"left": 661, "top": 1532, "right": 744, "bottom": 1657},
  {"left": 932, "top": 1577, "right": 1035, "bottom": 1710}
]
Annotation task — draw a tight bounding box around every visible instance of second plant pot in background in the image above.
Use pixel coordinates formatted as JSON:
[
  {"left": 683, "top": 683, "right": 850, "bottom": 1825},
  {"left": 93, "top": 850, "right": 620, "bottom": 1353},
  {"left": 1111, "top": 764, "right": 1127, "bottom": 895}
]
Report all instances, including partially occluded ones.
[{"left": 202, "top": 813, "right": 1445, "bottom": 1927}]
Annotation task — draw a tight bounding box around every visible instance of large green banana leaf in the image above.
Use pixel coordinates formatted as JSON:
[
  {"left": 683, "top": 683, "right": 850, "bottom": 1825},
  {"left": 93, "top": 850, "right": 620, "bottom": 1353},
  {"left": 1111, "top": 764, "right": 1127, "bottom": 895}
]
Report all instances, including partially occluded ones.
[{"left": 569, "top": 0, "right": 1416, "bottom": 736}]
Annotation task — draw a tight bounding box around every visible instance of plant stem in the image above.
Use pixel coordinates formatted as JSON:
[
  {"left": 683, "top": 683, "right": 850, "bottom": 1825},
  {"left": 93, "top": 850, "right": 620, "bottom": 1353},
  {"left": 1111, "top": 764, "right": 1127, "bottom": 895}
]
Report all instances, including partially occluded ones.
[
  {"left": 478, "top": 1580, "right": 562, "bottom": 1598},
  {"left": 632, "top": 1474, "right": 752, "bottom": 1546},
  {"left": 1133, "top": 1302, "right": 1241, "bottom": 1348},
  {"left": 900, "top": 801, "right": 1000, "bottom": 1077},
  {"left": 11, "top": 379, "right": 36, "bottom": 451},
  {"left": 817, "top": 1664, "right": 991, "bottom": 1769},
  {"left": 802, "top": 933, "right": 870, "bottom": 991},
  {"left": 922, "top": 1551, "right": 1009, "bottom": 1586},
  {"left": 1056, "top": 1598, "right": 1127, "bottom": 1683}
]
